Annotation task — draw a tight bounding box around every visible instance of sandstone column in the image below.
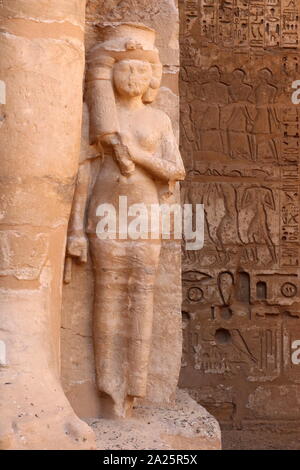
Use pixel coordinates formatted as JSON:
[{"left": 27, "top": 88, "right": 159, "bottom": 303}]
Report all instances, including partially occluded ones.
[{"left": 0, "top": 0, "right": 95, "bottom": 449}]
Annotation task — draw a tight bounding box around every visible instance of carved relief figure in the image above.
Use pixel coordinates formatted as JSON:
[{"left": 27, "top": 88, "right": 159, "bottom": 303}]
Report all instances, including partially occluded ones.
[
  {"left": 179, "top": 0, "right": 300, "bottom": 431},
  {"left": 180, "top": 75, "right": 195, "bottom": 166},
  {"left": 203, "top": 183, "right": 241, "bottom": 264},
  {"left": 226, "top": 69, "right": 253, "bottom": 160},
  {"left": 239, "top": 186, "right": 277, "bottom": 265},
  {"left": 197, "top": 66, "right": 230, "bottom": 154},
  {"left": 66, "top": 23, "right": 185, "bottom": 418},
  {"left": 184, "top": 181, "right": 241, "bottom": 265},
  {"left": 250, "top": 68, "right": 280, "bottom": 161}
]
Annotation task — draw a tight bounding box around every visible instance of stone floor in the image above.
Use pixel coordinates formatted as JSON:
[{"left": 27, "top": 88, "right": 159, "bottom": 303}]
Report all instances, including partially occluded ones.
[
  {"left": 90, "top": 390, "right": 221, "bottom": 450},
  {"left": 223, "top": 428, "right": 300, "bottom": 450}
]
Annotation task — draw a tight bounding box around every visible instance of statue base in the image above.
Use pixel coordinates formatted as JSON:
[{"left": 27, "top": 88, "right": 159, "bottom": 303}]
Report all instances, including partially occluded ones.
[{"left": 90, "top": 389, "right": 221, "bottom": 450}]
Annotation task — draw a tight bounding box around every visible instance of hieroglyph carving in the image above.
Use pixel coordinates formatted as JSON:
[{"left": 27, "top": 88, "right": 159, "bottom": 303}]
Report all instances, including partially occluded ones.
[{"left": 179, "top": 0, "right": 300, "bottom": 426}]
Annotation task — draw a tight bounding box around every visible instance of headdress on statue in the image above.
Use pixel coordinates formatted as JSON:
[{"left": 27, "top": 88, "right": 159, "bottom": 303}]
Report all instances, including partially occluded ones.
[{"left": 87, "top": 22, "right": 162, "bottom": 104}]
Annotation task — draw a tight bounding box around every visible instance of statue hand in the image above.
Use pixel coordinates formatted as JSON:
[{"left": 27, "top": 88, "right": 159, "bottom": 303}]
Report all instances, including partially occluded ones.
[
  {"left": 67, "top": 233, "right": 88, "bottom": 263},
  {"left": 98, "top": 134, "right": 135, "bottom": 176},
  {"left": 113, "top": 143, "right": 135, "bottom": 177},
  {"left": 100, "top": 133, "right": 120, "bottom": 147}
]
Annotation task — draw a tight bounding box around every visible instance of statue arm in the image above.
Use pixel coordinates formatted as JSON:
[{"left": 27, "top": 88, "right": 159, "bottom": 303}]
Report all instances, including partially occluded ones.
[
  {"left": 130, "top": 116, "right": 186, "bottom": 183},
  {"left": 66, "top": 159, "right": 91, "bottom": 263},
  {"left": 131, "top": 150, "right": 185, "bottom": 182}
]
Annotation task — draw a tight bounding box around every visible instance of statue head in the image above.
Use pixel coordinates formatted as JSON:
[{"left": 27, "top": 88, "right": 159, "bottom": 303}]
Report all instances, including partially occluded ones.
[{"left": 88, "top": 23, "right": 163, "bottom": 103}]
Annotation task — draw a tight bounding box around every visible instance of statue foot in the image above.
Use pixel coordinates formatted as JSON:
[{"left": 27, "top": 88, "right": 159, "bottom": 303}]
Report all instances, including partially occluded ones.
[
  {"left": 0, "top": 372, "right": 97, "bottom": 450},
  {"left": 100, "top": 393, "right": 135, "bottom": 419}
]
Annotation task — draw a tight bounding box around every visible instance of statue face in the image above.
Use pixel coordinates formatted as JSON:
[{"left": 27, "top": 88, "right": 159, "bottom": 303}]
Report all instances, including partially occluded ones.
[{"left": 113, "top": 60, "right": 152, "bottom": 98}]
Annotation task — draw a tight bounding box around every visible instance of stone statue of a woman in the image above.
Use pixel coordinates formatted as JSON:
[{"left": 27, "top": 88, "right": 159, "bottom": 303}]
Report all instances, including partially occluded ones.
[{"left": 66, "top": 23, "right": 185, "bottom": 418}]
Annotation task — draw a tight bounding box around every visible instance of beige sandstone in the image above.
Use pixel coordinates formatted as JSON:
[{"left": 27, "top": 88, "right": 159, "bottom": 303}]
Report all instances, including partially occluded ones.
[
  {"left": 91, "top": 390, "right": 221, "bottom": 450},
  {"left": 66, "top": 21, "right": 185, "bottom": 419},
  {"left": 61, "top": 0, "right": 185, "bottom": 419},
  {"left": 0, "top": 0, "right": 221, "bottom": 451},
  {"left": 1, "top": 0, "right": 300, "bottom": 451},
  {"left": 0, "top": 0, "right": 96, "bottom": 450}
]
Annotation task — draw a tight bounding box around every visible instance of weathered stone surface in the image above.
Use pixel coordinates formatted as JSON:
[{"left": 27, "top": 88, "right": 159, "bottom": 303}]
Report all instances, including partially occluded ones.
[
  {"left": 85, "top": 0, "right": 179, "bottom": 65},
  {"left": 178, "top": 0, "right": 300, "bottom": 442},
  {"left": 61, "top": 0, "right": 184, "bottom": 418},
  {"left": 91, "top": 390, "right": 221, "bottom": 450},
  {"left": 0, "top": 0, "right": 220, "bottom": 451},
  {"left": 3, "top": 0, "right": 300, "bottom": 451},
  {"left": 0, "top": 0, "right": 96, "bottom": 450}
]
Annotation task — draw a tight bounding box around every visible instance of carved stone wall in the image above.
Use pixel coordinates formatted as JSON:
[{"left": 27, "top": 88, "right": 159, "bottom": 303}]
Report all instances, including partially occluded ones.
[
  {"left": 61, "top": 0, "right": 182, "bottom": 419},
  {"left": 179, "top": 0, "right": 300, "bottom": 434}
]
